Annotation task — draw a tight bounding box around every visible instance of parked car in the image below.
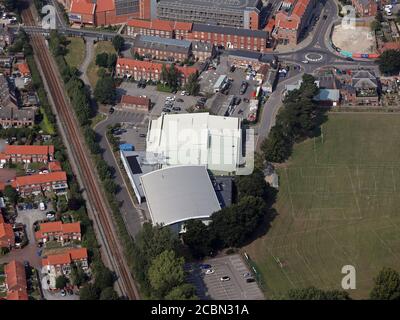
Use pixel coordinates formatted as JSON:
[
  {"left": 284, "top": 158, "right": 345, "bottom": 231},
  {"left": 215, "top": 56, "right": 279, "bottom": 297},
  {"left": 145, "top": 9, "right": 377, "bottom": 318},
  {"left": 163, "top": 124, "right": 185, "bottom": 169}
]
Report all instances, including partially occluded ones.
[
  {"left": 246, "top": 278, "right": 256, "bottom": 283},
  {"left": 199, "top": 264, "right": 212, "bottom": 270},
  {"left": 172, "top": 106, "right": 181, "bottom": 111},
  {"left": 60, "top": 289, "right": 66, "bottom": 297},
  {"left": 205, "top": 269, "right": 215, "bottom": 275},
  {"left": 220, "top": 276, "right": 230, "bottom": 282},
  {"left": 109, "top": 107, "right": 115, "bottom": 114},
  {"left": 139, "top": 133, "right": 146, "bottom": 138}
]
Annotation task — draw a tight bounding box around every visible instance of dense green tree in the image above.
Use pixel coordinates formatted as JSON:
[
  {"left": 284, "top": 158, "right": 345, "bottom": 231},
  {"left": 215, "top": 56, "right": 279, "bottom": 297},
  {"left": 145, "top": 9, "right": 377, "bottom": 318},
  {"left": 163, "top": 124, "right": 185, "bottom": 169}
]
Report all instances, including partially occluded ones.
[
  {"left": 107, "top": 53, "right": 118, "bottom": 70},
  {"left": 287, "top": 287, "right": 351, "bottom": 300},
  {"left": 165, "top": 284, "right": 198, "bottom": 300},
  {"left": 235, "top": 169, "right": 271, "bottom": 201},
  {"left": 3, "top": 185, "right": 19, "bottom": 205},
  {"left": 70, "top": 264, "right": 87, "bottom": 287},
  {"left": 100, "top": 287, "right": 119, "bottom": 300},
  {"left": 93, "top": 265, "right": 114, "bottom": 291},
  {"left": 210, "top": 196, "right": 266, "bottom": 247},
  {"left": 182, "top": 219, "right": 213, "bottom": 259},
  {"left": 112, "top": 35, "right": 125, "bottom": 53},
  {"left": 79, "top": 283, "right": 100, "bottom": 300},
  {"left": 261, "top": 124, "right": 293, "bottom": 163},
  {"left": 55, "top": 275, "right": 68, "bottom": 289},
  {"left": 94, "top": 77, "right": 116, "bottom": 105},
  {"left": 184, "top": 72, "right": 200, "bottom": 96},
  {"left": 378, "top": 50, "right": 400, "bottom": 75},
  {"left": 96, "top": 52, "right": 109, "bottom": 68},
  {"left": 148, "top": 250, "right": 185, "bottom": 298},
  {"left": 370, "top": 267, "right": 400, "bottom": 300}
]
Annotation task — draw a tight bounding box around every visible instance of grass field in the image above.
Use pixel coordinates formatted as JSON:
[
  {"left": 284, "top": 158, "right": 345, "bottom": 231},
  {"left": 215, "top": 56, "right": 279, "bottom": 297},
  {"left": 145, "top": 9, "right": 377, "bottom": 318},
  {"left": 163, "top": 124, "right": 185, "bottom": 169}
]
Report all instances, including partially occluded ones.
[
  {"left": 65, "top": 37, "right": 85, "bottom": 69},
  {"left": 245, "top": 113, "right": 400, "bottom": 299},
  {"left": 86, "top": 41, "right": 116, "bottom": 88}
]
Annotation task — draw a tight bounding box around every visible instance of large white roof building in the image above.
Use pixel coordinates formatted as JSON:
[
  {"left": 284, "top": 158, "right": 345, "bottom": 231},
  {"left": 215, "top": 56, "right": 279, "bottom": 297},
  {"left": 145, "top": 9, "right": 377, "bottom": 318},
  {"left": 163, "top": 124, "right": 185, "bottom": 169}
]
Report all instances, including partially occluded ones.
[
  {"left": 146, "top": 113, "right": 243, "bottom": 173},
  {"left": 140, "top": 165, "right": 222, "bottom": 231}
]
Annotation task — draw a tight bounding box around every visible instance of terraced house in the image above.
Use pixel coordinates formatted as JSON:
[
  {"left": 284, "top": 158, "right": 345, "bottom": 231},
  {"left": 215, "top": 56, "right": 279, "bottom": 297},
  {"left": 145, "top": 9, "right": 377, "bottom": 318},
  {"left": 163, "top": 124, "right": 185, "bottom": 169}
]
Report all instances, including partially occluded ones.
[
  {"left": 12, "top": 171, "right": 68, "bottom": 197},
  {"left": 0, "top": 145, "right": 55, "bottom": 164},
  {"left": 116, "top": 57, "right": 197, "bottom": 85},
  {"left": 35, "top": 221, "right": 82, "bottom": 245}
]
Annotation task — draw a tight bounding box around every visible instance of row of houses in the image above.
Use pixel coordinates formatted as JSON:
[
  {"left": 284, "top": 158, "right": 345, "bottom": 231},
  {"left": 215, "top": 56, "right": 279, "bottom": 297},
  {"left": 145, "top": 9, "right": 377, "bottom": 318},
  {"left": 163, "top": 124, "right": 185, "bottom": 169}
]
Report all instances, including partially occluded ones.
[
  {"left": 126, "top": 19, "right": 271, "bottom": 53},
  {"left": 115, "top": 57, "right": 198, "bottom": 84},
  {"left": 0, "top": 145, "right": 55, "bottom": 164}
]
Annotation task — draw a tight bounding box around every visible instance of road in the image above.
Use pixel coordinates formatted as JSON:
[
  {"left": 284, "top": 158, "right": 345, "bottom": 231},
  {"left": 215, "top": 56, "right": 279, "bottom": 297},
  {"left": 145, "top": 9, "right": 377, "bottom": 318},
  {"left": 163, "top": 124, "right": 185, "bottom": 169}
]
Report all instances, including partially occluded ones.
[{"left": 21, "top": 2, "right": 139, "bottom": 300}]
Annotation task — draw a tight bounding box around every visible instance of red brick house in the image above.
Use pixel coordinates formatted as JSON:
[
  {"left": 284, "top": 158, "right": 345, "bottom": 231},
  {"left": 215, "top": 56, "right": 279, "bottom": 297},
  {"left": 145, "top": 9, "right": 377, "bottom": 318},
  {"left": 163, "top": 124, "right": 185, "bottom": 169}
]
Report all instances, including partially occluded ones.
[
  {"left": 0, "top": 214, "right": 15, "bottom": 249},
  {"left": 116, "top": 58, "right": 197, "bottom": 85},
  {"left": 118, "top": 95, "right": 151, "bottom": 112},
  {"left": 42, "top": 248, "right": 89, "bottom": 289},
  {"left": 126, "top": 19, "right": 193, "bottom": 40},
  {"left": 352, "top": 0, "right": 378, "bottom": 17},
  {"left": 12, "top": 171, "right": 68, "bottom": 197},
  {"left": 4, "top": 260, "right": 28, "bottom": 300},
  {"left": 0, "top": 145, "right": 55, "bottom": 164},
  {"left": 35, "top": 221, "right": 81, "bottom": 245}
]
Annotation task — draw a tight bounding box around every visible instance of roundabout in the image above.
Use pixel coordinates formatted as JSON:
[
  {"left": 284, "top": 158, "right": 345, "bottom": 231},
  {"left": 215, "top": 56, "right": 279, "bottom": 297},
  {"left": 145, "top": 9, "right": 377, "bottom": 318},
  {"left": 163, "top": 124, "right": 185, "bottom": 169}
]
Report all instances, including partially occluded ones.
[{"left": 305, "top": 52, "right": 324, "bottom": 62}]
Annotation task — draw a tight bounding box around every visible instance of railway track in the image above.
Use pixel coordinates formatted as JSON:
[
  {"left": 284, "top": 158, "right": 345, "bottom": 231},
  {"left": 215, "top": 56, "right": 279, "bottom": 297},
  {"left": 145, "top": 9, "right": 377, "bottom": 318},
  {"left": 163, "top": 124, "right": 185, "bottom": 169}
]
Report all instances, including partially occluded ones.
[{"left": 21, "top": 5, "right": 139, "bottom": 299}]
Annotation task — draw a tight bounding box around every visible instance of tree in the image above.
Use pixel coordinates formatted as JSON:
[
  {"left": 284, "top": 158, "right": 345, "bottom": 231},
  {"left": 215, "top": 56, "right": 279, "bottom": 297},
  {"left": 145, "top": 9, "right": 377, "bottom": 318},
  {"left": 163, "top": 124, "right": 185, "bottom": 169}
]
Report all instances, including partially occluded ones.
[
  {"left": 100, "top": 287, "right": 119, "bottom": 300},
  {"left": 261, "top": 124, "right": 293, "bottom": 163},
  {"left": 185, "top": 72, "right": 200, "bottom": 96},
  {"left": 235, "top": 169, "right": 271, "bottom": 201},
  {"left": 96, "top": 52, "right": 109, "bottom": 68},
  {"left": 376, "top": 10, "right": 384, "bottom": 23},
  {"left": 70, "top": 264, "right": 86, "bottom": 287},
  {"left": 287, "top": 287, "right": 351, "bottom": 300},
  {"left": 148, "top": 250, "right": 185, "bottom": 298},
  {"left": 182, "top": 219, "right": 213, "bottom": 259},
  {"left": 94, "top": 77, "right": 116, "bottom": 105},
  {"left": 378, "top": 50, "right": 400, "bottom": 75},
  {"left": 55, "top": 275, "right": 68, "bottom": 289},
  {"left": 370, "top": 20, "right": 382, "bottom": 32},
  {"left": 112, "top": 35, "right": 125, "bottom": 53},
  {"left": 165, "top": 284, "right": 198, "bottom": 300},
  {"left": 3, "top": 185, "right": 19, "bottom": 205},
  {"left": 79, "top": 283, "right": 100, "bottom": 300},
  {"left": 107, "top": 53, "right": 118, "bottom": 70},
  {"left": 370, "top": 268, "right": 400, "bottom": 300},
  {"left": 210, "top": 196, "right": 266, "bottom": 248},
  {"left": 93, "top": 265, "right": 114, "bottom": 291}
]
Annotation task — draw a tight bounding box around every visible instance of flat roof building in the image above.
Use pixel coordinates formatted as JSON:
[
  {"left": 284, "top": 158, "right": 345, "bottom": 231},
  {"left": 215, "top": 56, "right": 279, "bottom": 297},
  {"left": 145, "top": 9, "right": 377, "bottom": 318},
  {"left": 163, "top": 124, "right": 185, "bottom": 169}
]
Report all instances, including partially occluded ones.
[
  {"left": 140, "top": 165, "right": 221, "bottom": 232},
  {"left": 146, "top": 113, "right": 243, "bottom": 173},
  {"left": 157, "top": 0, "right": 262, "bottom": 30}
]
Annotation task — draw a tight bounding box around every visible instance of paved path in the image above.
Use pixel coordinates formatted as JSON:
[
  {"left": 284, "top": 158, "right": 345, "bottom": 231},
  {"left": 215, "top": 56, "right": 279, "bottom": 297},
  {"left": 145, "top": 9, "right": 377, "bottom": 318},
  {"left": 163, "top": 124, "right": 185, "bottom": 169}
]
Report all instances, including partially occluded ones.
[{"left": 79, "top": 38, "right": 94, "bottom": 86}]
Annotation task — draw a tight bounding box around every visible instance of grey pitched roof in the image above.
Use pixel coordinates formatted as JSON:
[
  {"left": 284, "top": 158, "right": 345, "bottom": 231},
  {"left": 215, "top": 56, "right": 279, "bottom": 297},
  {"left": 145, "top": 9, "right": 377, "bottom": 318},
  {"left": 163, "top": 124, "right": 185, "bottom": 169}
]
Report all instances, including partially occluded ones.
[
  {"left": 192, "top": 23, "right": 268, "bottom": 38},
  {"left": 133, "top": 35, "right": 192, "bottom": 54}
]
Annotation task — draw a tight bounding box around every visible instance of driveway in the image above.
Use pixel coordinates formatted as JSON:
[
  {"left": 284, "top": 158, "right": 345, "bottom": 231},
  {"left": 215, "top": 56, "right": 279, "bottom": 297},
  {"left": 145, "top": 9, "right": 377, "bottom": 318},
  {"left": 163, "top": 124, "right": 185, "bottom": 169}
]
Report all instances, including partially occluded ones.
[{"left": 94, "top": 115, "right": 148, "bottom": 237}]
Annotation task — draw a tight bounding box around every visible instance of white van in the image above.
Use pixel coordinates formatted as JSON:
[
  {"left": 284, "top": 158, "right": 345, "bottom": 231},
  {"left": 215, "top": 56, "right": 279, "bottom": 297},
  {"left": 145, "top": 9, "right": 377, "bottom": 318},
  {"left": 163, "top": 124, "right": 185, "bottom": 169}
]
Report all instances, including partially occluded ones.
[{"left": 39, "top": 202, "right": 46, "bottom": 211}]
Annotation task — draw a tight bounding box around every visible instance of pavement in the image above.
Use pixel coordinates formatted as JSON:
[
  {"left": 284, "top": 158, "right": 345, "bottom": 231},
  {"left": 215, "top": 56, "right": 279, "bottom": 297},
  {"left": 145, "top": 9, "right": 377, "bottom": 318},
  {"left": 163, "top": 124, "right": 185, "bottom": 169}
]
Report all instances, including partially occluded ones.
[
  {"left": 79, "top": 38, "right": 94, "bottom": 86},
  {"left": 186, "top": 254, "right": 265, "bottom": 300}
]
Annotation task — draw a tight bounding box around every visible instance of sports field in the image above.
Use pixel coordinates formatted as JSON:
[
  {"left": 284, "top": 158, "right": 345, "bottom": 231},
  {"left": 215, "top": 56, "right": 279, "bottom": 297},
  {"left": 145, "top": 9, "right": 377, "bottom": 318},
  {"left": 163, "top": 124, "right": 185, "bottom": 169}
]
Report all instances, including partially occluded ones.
[{"left": 246, "top": 113, "right": 400, "bottom": 299}]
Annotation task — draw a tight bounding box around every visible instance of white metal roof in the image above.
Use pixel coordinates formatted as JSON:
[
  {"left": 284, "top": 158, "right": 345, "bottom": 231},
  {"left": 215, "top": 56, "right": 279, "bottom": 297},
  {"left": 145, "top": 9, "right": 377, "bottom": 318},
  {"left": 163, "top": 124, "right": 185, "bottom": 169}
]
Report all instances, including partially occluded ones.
[
  {"left": 146, "top": 113, "right": 242, "bottom": 173},
  {"left": 140, "top": 165, "right": 221, "bottom": 226}
]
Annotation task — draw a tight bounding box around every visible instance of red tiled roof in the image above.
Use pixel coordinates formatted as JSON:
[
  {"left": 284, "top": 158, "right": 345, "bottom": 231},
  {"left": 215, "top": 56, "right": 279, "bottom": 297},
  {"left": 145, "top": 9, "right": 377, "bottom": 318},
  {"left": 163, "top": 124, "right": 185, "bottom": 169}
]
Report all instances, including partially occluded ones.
[
  {"left": 42, "top": 248, "right": 88, "bottom": 266},
  {"left": 127, "top": 19, "right": 152, "bottom": 29},
  {"left": 174, "top": 21, "right": 193, "bottom": 31},
  {"left": 35, "top": 221, "right": 81, "bottom": 240},
  {"left": 120, "top": 95, "right": 150, "bottom": 106},
  {"left": 0, "top": 217, "right": 14, "bottom": 247},
  {"left": 4, "top": 145, "right": 54, "bottom": 156},
  {"left": 14, "top": 171, "right": 67, "bottom": 187},
  {"left": 48, "top": 161, "right": 62, "bottom": 172},
  {"left": 176, "top": 65, "right": 198, "bottom": 79},
  {"left": 96, "top": 0, "right": 115, "bottom": 12},
  {"left": 0, "top": 182, "right": 5, "bottom": 192},
  {"left": 7, "top": 290, "right": 28, "bottom": 300},
  {"left": 16, "top": 63, "right": 30, "bottom": 75},
  {"left": 70, "top": 0, "right": 96, "bottom": 15},
  {"left": 5, "top": 260, "right": 27, "bottom": 292}
]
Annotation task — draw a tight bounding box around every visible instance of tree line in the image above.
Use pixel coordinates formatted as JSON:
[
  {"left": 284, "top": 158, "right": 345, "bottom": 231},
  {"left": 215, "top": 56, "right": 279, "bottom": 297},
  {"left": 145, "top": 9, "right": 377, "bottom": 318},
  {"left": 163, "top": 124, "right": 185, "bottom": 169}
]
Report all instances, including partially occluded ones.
[
  {"left": 261, "top": 74, "right": 323, "bottom": 163},
  {"left": 16, "top": 30, "right": 119, "bottom": 299}
]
